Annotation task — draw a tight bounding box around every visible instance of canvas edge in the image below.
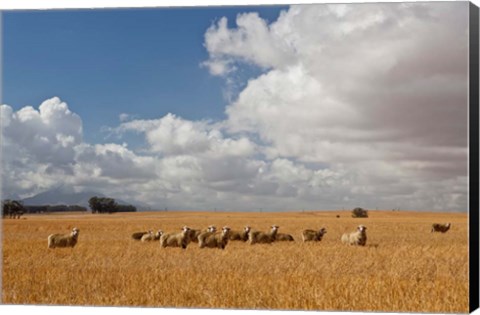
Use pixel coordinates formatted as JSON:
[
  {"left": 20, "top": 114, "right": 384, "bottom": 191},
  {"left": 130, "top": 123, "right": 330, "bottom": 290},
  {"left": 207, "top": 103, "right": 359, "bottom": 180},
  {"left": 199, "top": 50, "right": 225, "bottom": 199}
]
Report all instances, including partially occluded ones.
[{"left": 469, "top": 1, "right": 480, "bottom": 313}]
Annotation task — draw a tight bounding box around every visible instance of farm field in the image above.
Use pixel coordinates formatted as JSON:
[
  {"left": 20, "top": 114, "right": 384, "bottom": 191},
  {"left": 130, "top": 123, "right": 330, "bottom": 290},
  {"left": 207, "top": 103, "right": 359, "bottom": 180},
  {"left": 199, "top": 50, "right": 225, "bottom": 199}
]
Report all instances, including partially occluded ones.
[{"left": 1, "top": 210, "right": 469, "bottom": 313}]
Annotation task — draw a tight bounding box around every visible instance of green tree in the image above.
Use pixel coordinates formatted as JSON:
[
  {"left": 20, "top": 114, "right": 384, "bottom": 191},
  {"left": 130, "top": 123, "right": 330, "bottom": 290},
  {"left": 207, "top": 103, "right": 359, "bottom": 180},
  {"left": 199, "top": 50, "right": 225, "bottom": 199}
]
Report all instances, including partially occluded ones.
[
  {"left": 2, "top": 199, "right": 25, "bottom": 219},
  {"left": 89, "top": 196, "right": 118, "bottom": 213}
]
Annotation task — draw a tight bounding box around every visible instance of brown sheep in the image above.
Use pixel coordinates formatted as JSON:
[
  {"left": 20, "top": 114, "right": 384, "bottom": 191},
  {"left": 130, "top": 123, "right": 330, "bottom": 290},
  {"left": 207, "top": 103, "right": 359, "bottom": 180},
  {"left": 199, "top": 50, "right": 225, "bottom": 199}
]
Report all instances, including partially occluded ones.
[{"left": 431, "top": 223, "right": 451, "bottom": 233}]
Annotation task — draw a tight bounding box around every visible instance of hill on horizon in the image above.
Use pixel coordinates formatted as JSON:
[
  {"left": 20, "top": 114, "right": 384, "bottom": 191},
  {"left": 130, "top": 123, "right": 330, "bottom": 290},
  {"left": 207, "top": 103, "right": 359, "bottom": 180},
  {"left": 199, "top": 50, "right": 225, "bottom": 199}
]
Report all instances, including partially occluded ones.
[{"left": 20, "top": 186, "right": 151, "bottom": 211}]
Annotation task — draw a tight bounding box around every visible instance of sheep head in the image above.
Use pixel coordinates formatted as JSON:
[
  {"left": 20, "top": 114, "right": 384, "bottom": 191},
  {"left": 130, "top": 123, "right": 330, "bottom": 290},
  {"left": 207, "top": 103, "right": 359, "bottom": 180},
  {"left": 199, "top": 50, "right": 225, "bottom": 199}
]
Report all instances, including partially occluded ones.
[
  {"left": 222, "top": 226, "right": 231, "bottom": 235},
  {"left": 71, "top": 227, "right": 80, "bottom": 236}
]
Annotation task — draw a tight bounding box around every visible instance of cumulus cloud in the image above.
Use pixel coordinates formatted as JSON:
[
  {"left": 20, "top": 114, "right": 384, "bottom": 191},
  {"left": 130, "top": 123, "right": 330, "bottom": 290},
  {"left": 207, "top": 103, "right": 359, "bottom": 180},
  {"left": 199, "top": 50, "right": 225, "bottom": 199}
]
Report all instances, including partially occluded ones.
[
  {"left": 1, "top": 97, "right": 83, "bottom": 167},
  {"left": 203, "top": 2, "right": 469, "bottom": 211},
  {"left": 117, "top": 113, "right": 256, "bottom": 157},
  {"left": 1, "top": 97, "right": 156, "bottom": 201},
  {"left": 203, "top": 13, "right": 296, "bottom": 75},
  {"left": 1, "top": 2, "right": 470, "bottom": 212}
]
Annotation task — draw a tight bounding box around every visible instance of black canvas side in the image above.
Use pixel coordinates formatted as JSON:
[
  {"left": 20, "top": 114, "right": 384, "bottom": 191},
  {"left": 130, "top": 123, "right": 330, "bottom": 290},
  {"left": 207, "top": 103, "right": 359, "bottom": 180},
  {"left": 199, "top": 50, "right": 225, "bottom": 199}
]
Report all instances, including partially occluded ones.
[{"left": 470, "top": 1, "right": 480, "bottom": 313}]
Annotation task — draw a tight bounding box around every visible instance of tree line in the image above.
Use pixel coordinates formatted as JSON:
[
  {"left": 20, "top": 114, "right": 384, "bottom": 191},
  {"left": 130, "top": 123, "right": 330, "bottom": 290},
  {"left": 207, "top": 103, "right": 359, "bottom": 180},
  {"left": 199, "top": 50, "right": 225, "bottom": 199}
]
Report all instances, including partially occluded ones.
[{"left": 2, "top": 196, "right": 136, "bottom": 218}]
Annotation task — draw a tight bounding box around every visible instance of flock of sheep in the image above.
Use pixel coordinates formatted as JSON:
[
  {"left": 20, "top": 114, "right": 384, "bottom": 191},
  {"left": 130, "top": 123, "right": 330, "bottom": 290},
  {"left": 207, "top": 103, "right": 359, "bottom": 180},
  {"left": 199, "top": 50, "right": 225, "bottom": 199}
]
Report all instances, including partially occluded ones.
[
  {"left": 132, "top": 225, "right": 332, "bottom": 249},
  {"left": 46, "top": 222, "right": 452, "bottom": 249}
]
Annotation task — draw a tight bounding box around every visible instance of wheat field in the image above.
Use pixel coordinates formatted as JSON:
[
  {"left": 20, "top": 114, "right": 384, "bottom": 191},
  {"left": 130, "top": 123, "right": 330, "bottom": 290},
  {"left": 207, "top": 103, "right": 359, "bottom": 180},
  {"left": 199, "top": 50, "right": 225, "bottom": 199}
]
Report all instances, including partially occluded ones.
[{"left": 1, "top": 210, "right": 469, "bottom": 313}]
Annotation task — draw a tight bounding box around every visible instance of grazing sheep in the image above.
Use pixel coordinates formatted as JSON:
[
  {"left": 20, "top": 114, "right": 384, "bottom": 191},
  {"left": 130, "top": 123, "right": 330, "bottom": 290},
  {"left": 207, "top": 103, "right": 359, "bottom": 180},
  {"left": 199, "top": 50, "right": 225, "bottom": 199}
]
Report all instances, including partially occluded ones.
[
  {"left": 48, "top": 227, "right": 80, "bottom": 249},
  {"left": 275, "top": 232, "right": 295, "bottom": 241},
  {"left": 248, "top": 225, "right": 279, "bottom": 245},
  {"left": 141, "top": 230, "right": 163, "bottom": 242},
  {"left": 131, "top": 231, "right": 148, "bottom": 240},
  {"left": 199, "top": 226, "right": 231, "bottom": 249},
  {"left": 341, "top": 225, "right": 367, "bottom": 246},
  {"left": 431, "top": 223, "right": 451, "bottom": 233},
  {"left": 228, "top": 226, "right": 251, "bottom": 241},
  {"left": 302, "top": 228, "right": 327, "bottom": 242},
  {"left": 189, "top": 226, "right": 216, "bottom": 243},
  {"left": 160, "top": 226, "right": 192, "bottom": 249}
]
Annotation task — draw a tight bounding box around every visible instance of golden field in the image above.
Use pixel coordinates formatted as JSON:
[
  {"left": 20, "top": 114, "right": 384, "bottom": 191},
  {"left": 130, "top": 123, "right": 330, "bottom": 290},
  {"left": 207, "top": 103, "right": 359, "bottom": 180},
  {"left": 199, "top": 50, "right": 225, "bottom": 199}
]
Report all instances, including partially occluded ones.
[{"left": 1, "top": 210, "right": 469, "bottom": 312}]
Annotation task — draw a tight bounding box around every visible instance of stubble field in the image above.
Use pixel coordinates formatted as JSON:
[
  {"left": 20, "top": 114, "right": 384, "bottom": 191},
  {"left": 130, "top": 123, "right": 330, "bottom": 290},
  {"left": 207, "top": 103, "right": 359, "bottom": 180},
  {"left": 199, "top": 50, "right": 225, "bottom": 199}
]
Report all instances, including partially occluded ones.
[{"left": 1, "top": 210, "right": 469, "bottom": 313}]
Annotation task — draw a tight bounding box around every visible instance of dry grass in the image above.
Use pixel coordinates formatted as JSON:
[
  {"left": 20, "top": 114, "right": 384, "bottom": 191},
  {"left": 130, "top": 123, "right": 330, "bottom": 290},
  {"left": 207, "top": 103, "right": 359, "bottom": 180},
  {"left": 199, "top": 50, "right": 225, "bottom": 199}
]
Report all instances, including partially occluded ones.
[{"left": 1, "top": 210, "right": 469, "bottom": 312}]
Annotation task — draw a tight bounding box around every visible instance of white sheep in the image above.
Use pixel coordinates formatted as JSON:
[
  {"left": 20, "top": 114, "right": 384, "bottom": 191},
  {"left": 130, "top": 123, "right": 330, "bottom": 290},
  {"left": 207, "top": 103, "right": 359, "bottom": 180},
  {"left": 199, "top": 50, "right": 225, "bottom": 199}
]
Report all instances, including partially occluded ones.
[
  {"left": 153, "top": 229, "right": 163, "bottom": 241},
  {"left": 189, "top": 226, "right": 216, "bottom": 243},
  {"left": 48, "top": 227, "right": 80, "bottom": 249},
  {"left": 431, "top": 223, "right": 451, "bottom": 233},
  {"left": 140, "top": 230, "right": 153, "bottom": 242},
  {"left": 341, "top": 225, "right": 367, "bottom": 246},
  {"left": 248, "top": 225, "right": 279, "bottom": 245},
  {"left": 131, "top": 231, "right": 148, "bottom": 240},
  {"left": 228, "top": 226, "right": 251, "bottom": 241},
  {"left": 198, "top": 226, "right": 231, "bottom": 249},
  {"left": 160, "top": 226, "right": 192, "bottom": 249},
  {"left": 302, "top": 228, "right": 327, "bottom": 242},
  {"left": 141, "top": 230, "right": 163, "bottom": 242},
  {"left": 275, "top": 232, "right": 295, "bottom": 241}
]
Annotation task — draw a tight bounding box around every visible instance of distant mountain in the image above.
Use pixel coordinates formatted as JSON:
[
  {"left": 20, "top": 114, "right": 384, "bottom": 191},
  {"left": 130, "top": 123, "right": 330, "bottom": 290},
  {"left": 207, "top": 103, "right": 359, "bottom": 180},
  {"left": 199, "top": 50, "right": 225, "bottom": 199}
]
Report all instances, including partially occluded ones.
[{"left": 21, "top": 185, "right": 151, "bottom": 211}]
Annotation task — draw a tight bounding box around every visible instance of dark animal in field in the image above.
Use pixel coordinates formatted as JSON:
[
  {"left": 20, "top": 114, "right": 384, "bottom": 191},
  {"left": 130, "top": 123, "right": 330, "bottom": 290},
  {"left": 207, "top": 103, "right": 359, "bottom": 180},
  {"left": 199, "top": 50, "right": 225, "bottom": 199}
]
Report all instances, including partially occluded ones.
[{"left": 431, "top": 223, "right": 451, "bottom": 233}]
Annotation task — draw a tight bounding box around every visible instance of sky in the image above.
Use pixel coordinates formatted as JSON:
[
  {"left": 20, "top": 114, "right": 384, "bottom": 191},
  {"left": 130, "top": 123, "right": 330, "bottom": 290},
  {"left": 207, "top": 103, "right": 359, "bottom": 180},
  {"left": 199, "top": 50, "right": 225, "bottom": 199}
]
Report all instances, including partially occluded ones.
[{"left": 0, "top": 1, "right": 471, "bottom": 212}]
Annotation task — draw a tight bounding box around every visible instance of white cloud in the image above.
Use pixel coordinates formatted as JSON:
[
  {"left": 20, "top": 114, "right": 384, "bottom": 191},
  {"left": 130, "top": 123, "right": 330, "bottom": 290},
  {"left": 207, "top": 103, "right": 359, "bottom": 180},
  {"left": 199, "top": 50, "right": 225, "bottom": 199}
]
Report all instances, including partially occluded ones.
[
  {"left": 0, "top": 98, "right": 156, "bottom": 200},
  {"left": 118, "top": 113, "right": 256, "bottom": 157},
  {"left": 74, "top": 143, "right": 157, "bottom": 180},
  {"left": 1, "top": 97, "right": 83, "bottom": 168},
  {"left": 203, "top": 13, "right": 296, "bottom": 75},
  {"left": 119, "top": 113, "right": 130, "bottom": 122},
  {"left": 1, "top": 3, "right": 470, "bottom": 212},
  {"left": 203, "top": 2, "right": 469, "bottom": 211}
]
